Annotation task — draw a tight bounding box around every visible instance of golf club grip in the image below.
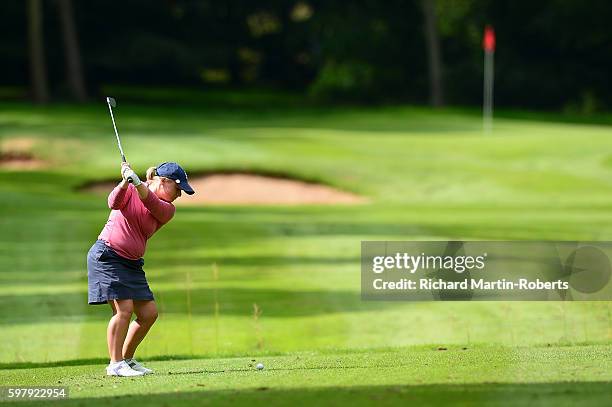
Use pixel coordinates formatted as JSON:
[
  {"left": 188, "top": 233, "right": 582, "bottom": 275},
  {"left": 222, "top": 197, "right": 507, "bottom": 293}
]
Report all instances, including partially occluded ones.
[
  {"left": 121, "top": 159, "right": 133, "bottom": 183},
  {"left": 121, "top": 155, "right": 130, "bottom": 182},
  {"left": 125, "top": 166, "right": 133, "bottom": 183}
]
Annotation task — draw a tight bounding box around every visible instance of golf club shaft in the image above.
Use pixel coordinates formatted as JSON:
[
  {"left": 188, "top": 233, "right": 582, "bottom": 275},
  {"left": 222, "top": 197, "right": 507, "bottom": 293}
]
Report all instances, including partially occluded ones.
[
  {"left": 106, "top": 98, "right": 132, "bottom": 183},
  {"left": 107, "top": 101, "right": 126, "bottom": 162}
]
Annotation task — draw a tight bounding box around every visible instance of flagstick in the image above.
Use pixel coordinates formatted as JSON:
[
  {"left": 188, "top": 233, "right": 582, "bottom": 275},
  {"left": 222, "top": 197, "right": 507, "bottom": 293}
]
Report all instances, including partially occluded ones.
[
  {"left": 483, "top": 50, "right": 494, "bottom": 135},
  {"left": 482, "top": 25, "right": 496, "bottom": 136}
]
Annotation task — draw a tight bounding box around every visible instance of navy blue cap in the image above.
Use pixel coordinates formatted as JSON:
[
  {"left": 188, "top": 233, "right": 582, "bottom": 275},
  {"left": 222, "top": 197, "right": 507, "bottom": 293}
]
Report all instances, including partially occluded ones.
[{"left": 156, "top": 162, "right": 195, "bottom": 195}]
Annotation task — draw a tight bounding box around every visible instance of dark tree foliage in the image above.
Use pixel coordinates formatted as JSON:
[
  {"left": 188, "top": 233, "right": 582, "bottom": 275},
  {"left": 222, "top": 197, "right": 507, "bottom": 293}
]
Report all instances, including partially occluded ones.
[{"left": 2, "top": 0, "right": 612, "bottom": 108}]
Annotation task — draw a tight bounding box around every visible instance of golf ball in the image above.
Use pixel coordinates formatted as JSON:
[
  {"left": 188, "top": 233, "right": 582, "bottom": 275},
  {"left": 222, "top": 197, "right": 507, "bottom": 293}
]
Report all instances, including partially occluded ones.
[{"left": 256, "top": 363, "right": 264, "bottom": 370}]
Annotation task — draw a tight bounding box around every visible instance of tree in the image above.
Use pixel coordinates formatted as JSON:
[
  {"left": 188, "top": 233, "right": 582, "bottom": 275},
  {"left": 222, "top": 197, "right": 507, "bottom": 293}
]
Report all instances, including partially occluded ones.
[
  {"left": 56, "top": 0, "right": 87, "bottom": 102},
  {"left": 27, "top": 0, "right": 49, "bottom": 104},
  {"left": 421, "top": 0, "right": 444, "bottom": 107}
]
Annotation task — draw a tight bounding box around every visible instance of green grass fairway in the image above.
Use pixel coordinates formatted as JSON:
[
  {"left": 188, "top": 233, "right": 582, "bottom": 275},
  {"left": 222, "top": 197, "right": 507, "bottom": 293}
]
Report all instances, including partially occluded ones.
[
  {"left": 1, "top": 98, "right": 611, "bottom": 405},
  {"left": 2, "top": 346, "right": 610, "bottom": 406}
]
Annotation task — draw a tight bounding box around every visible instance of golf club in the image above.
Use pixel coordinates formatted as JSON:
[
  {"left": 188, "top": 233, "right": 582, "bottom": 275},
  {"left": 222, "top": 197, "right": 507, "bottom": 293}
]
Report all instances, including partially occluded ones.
[{"left": 106, "top": 96, "right": 133, "bottom": 182}]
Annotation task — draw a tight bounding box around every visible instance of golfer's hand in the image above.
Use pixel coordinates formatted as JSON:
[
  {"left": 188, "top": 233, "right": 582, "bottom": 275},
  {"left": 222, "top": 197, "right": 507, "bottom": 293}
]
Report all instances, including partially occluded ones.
[
  {"left": 121, "top": 164, "right": 142, "bottom": 186},
  {"left": 121, "top": 162, "right": 132, "bottom": 178}
]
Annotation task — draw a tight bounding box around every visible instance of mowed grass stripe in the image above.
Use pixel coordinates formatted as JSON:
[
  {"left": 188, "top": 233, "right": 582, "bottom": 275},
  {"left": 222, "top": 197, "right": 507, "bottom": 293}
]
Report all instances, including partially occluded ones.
[{"left": 0, "top": 346, "right": 610, "bottom": 406}]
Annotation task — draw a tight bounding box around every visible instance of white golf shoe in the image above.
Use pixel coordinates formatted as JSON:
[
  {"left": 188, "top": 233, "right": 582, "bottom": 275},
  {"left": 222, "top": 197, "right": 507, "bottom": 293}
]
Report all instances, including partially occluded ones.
[
  {"left": 125, "top": 358, "right": 153, "bottom": 375},
  {"left": 106, "top": 360, "right": 145, "bottom": 377}
]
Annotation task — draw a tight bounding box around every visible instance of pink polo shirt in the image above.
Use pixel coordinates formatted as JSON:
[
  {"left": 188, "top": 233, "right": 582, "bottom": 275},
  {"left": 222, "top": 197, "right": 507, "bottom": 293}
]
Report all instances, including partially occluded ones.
[{"left": 98, "top": 183, "right": 176, "bottom": 260}]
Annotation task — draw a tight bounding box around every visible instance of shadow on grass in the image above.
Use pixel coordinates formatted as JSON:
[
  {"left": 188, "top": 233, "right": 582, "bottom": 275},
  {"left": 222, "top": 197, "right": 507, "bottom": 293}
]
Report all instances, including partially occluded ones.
[
  {"left": 151, "top": 254, "right": 359, "bottom": 274},
  {"left": 1, "top": 354, "right": 425, "bottom": 372},
  {"left": 0, "top": 286, "right": 398, "bottom": 325},
  {"left": 19, "top": 382, "right": 612, "bottom": 406},
  {"left": 0, "top": 354, "right": 199, "bottom": 371}
]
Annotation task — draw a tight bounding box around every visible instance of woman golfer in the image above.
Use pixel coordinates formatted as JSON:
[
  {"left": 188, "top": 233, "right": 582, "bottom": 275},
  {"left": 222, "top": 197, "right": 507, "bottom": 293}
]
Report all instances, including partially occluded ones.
[{"left": 87, "top": 162, "right": 194, "bottom": 376}]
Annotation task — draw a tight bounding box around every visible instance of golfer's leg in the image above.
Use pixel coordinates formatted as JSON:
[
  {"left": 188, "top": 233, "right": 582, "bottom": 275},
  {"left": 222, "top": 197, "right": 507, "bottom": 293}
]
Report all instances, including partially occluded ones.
[
  {"left": 107, "top": 299, "right": 134, "bottom": 362},
  {"left": 123, "top": 300, "right": 158, "bottom": 359}
]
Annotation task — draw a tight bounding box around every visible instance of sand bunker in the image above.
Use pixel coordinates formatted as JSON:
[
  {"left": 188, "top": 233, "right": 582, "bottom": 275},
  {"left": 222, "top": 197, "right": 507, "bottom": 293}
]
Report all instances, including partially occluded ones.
[
  {"left": 0, "top": 137, "right": 46, "bottom": 170},
  {"left": 84, "top": 173, "right": 368, "bottom": 205},
  {"left": 180, "top": 173, "right": 367, "bottom": 205}
]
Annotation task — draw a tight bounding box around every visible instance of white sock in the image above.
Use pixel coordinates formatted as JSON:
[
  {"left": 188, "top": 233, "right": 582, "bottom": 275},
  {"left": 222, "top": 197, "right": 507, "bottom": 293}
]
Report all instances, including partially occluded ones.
[
  {"left": 124, "top": 358, "right": 133, "bottom": 363},
  {"left": 109, "top": 360, "right": 122, "bottom": 367}
]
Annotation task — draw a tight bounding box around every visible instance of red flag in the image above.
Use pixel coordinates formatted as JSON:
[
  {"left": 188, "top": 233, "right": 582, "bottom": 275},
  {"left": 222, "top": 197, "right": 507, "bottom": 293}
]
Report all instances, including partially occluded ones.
[{"left": 483, "top": 25, "right": 496, "bottom": 52}]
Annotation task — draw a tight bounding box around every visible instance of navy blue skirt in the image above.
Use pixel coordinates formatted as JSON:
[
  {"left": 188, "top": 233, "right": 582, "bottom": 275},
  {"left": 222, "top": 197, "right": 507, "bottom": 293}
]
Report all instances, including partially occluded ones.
[{"left": 87, "top": 240, "right": 154, "bottom": 305}]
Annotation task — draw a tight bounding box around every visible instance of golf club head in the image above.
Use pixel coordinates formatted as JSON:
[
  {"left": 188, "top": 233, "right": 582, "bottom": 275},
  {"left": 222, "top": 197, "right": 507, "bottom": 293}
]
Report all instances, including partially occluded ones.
[{"left": 106, "top": 97, "right": 116, "bottom": 108}]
